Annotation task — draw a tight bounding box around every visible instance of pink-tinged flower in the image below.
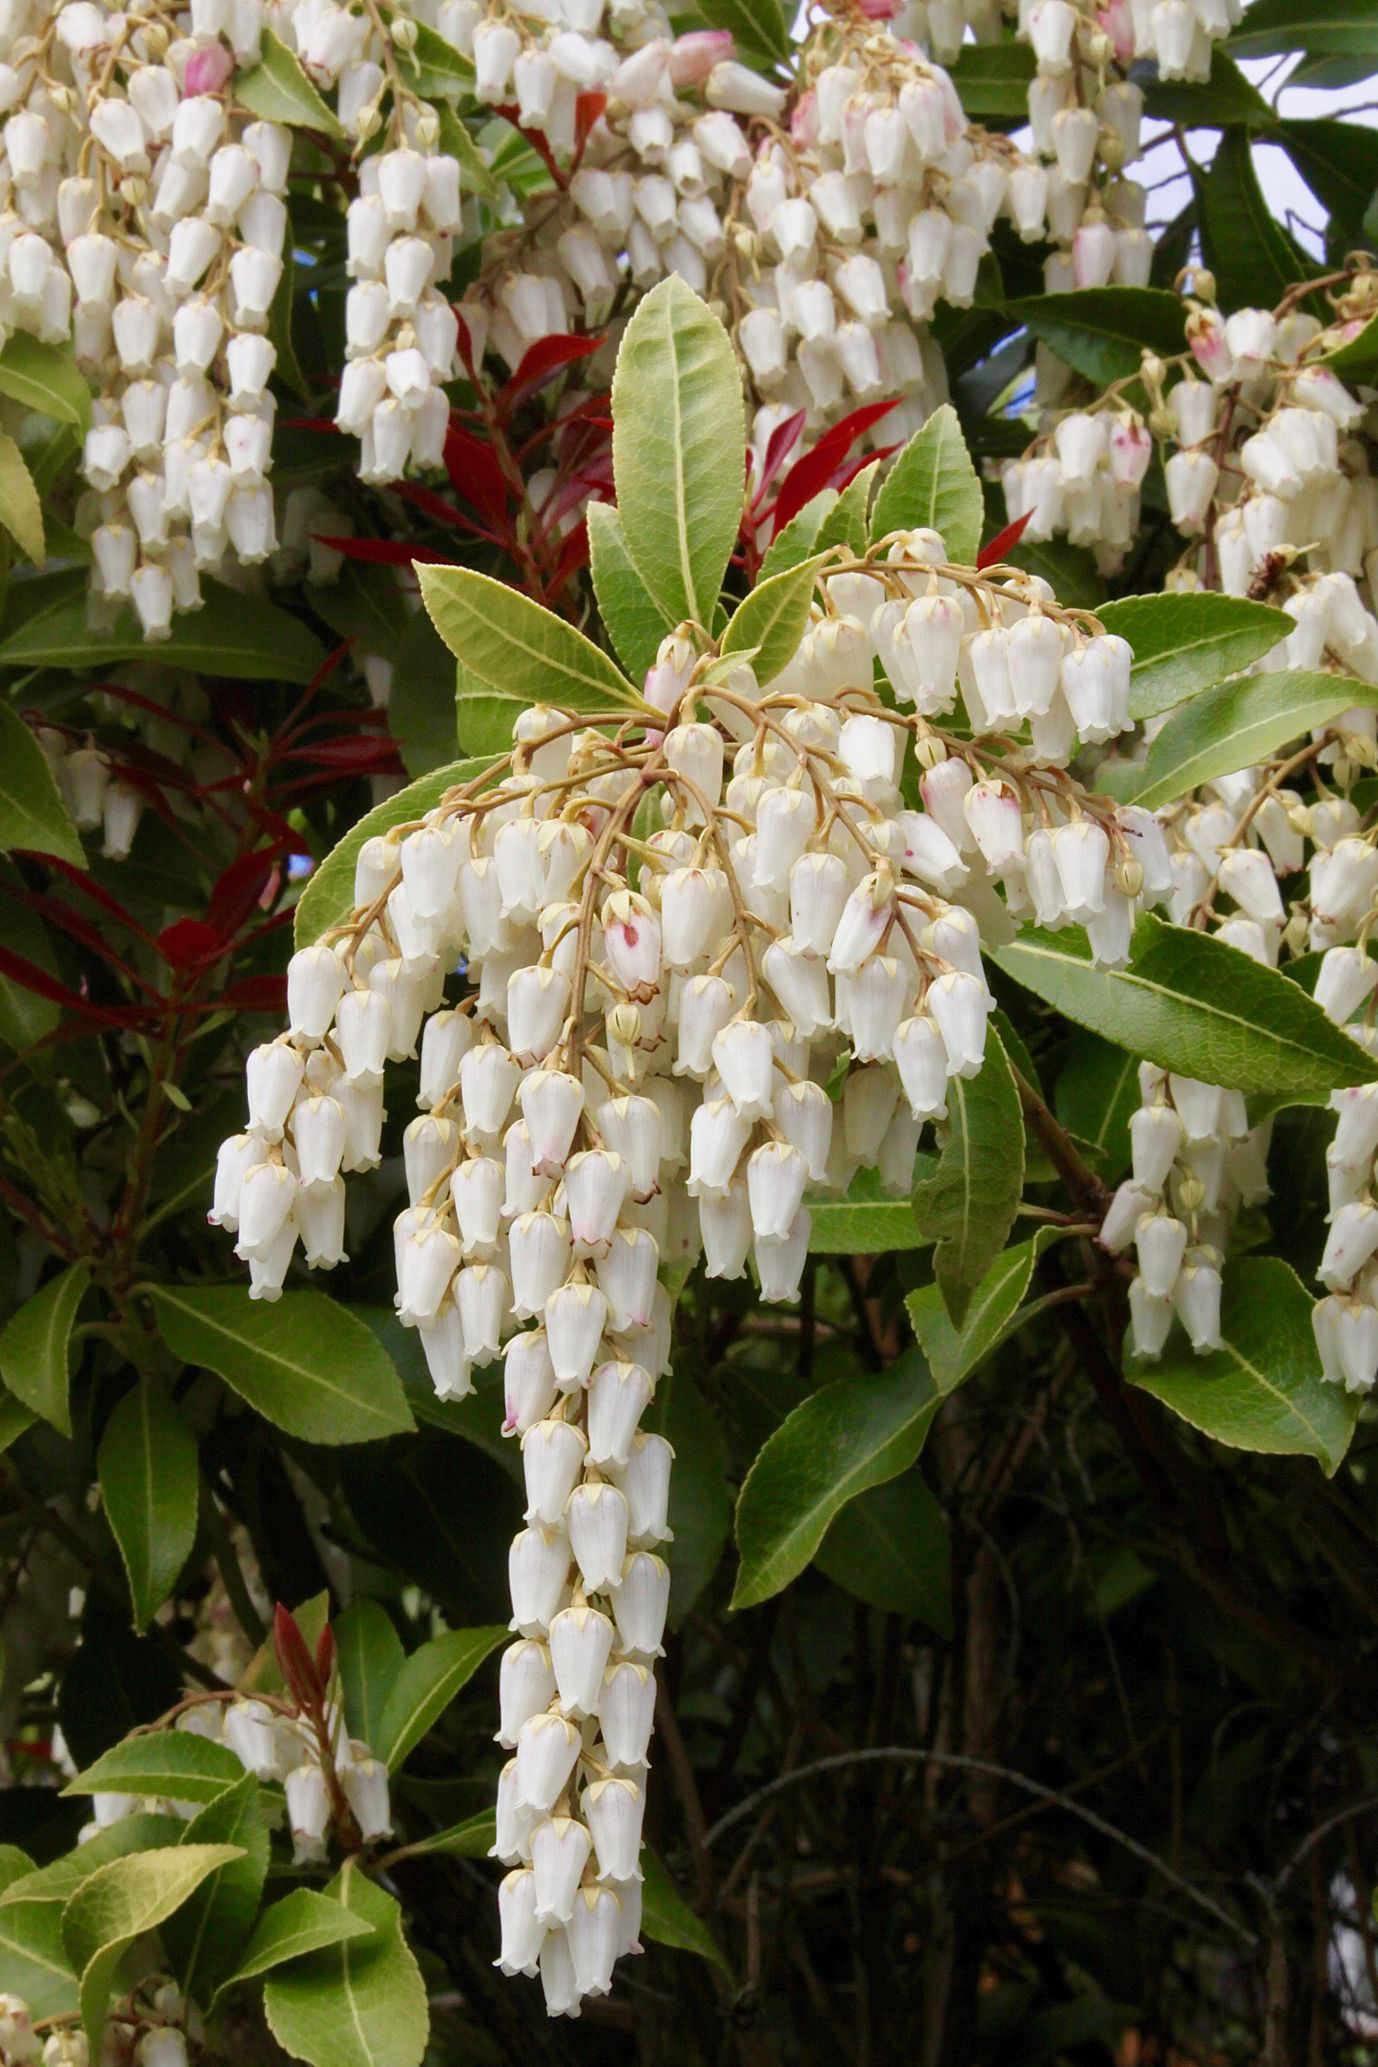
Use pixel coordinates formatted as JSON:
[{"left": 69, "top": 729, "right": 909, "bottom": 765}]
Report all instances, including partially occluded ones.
[
  {"left": 668, "top": 29, "right": 732, "bottom": 85},
  {"left": 855, "top": 0, "right": 898, "bottom": 17},
  {"left": 1097, "top": 0, "right": 1135, "bottom": 63},
  {"left": 790, "top": 87, "right": 818, "bottom": 148},
  {"left": 183, "top": 43, "right": 234, "bottom": 94},
  {"left": 1186, "top": 307, "right": 1233, "bottom": 384}
]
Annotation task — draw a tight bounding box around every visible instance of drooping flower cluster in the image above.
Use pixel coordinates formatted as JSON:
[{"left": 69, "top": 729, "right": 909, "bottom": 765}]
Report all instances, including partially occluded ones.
[{"left": 213, "top": 524, "right": 1168, "bottom": 2008}]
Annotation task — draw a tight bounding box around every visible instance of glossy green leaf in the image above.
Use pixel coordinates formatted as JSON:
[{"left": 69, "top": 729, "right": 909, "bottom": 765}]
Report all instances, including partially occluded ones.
[
  {"left": 906, "top": 1228, "right": 1063, "bottom": 1394},
  {"left": 98, "top": 1378, "right": 199, "bottom": 1628},
  {"left": 610, "top": 276, "right": 745, "bottom": 629},
  {"left": 1279, "top": 117, "right": 1378, "bottom": 234},
  {"left": 0, "top": 702, "right": 85, "bottom": 870},
  {"left": 0, "top": 859, "right": 60, "bottom": 1049},
  {"left": 65, "top": 1731, "right": 245, "bottom": 1806},
  {"left": 946, "top": 42, "right": 1036, "bottom": 116},
  {"left": 995, "top": 918, "right": 1378, "bottom": 1102},
  {"left": 1229, "top": 0, "right": 1375, "bottom": 58},
  {"left": 0, "top": 1393, "right": 35, "bottom": 1451},
  {"left": 335, "top": 1600, "right": 405, "bottom": 1751},
  {"left": 263, "top": 1865, "right": 428, "bottom": 2067},
  {"left": 373, "top": 1625, "right": 506, "bottom": 1772},
  {"left": 1007, "top": 289, "right": 1187, "bottom": 385},
  {"left": 759, "top": 490, "right": 838, "bottom": 581},
  {"left": 823, "top": 458, "right": 880, "bottom": 553},
  {"left": 393, "top": 1810, "right": 495, "bottom": 1860},
  {"left": 641, "top": 1850, "right": 729, "bottom": 1971},
  {"left": 806, "top": 1166, "right": 928, "bottom": 1255},
  {"left": 870, "top": 404, "right": 983, "bottom": 563},
  {"left": 0, "top": 1891, "right": 76, "bottom": 2020},
  {"left": 219, "top": 1889, "right": 375, "bottom": 1994},
  {"left": 0, "top": 334, "right": 92, "bottom": 431},
  {"left": 63, "top": 1843, "right": 244, "bottom": 2043},
  {"left": 1122, "top": 669, "right": 1378, "bottom": 810},
  {"left": 435, "top": 103, "right": 499, "bottom": 203},
  {"left": 235, "top": 29, "right": 344, "bottom": 133},
  {"left": 0, "top": 430, "right": 43, "bottom": 564},
  {"left": 587, "top": 499, "right": 675, "bottom": 681},
  {"left": 162, "top": 1774, "right": 269, "bottom": 2000},
  {"left": 147, "top": 1285, "right": 414, "bottom": 1446},
  {"left": 1053, "top": 1034, "right": 1139, "bottom": 1183},
  {"left": 1322, "top": 308, "right": 1378, "bottom": 385},
  {"left": 721, "top": 553, "right": 825, "bottom": 684},
  {"left": 293, "top": 756, "right": 499, "bottom": 948},
  {"left": 0, "top": 1817, "right": 182, "bottom": 1909},
  {"left": 0, "top": 1261, "right": 90, "bottom": 1435},
  {"left": 912, "top": 1027, "right": 1024, "bottom": 1329},
  {"left": 1199, "top": 131, "right": 1313, "bottom": 313},
  {"left": 815, "top": 1469, "right": 952, "bottom": 1634},
  {"left": 394, "top": 20, "right": 475, "bottom": 97},
  {"left": 696, "top": 0, "right": 791, "bottom": 64},
  {"left": 1129, "top": 1259, "right": 1359, "bottom": 1475},
  {"left": 732, "top": 1348, "right": 941, "bottom": 1610},
  {"left": 1143, "top": 44, "right": 1271, "bottom": 123},
  {"left": 1097, "top": 591, "right": 1291, "bottom": 723},
  {"left": 0, "top": 571, "right": 326, "bottom": 681}
]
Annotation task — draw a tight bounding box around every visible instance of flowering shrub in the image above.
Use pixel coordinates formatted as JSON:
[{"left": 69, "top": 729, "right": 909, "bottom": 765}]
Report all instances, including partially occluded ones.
[{"left": 5, "top": 0, "right": 1378, "bottom": 2061}]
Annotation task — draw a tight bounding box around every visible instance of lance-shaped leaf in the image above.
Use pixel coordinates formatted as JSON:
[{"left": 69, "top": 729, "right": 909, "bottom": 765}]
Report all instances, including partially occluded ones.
[
  {"left": 911, "top": 1026, "right": 1025, "bottom": 1327},
  {"left": 0, "top": 1817, "right": 182, "bottom": 1911},
  {"left": 610, "top": 276, "right": 745, "bottom": 629},
  {"left": 995, "top": 918, "right": 1378, "bottom": 1103},
  {"left": 870, "top": 404, "right": 983, "bottom": 563},
  {"left": 1096, "top": 592, "right": 1291, "bottom": 722},
  {"left": 806, "top": 1168, "right": 929, "bottom": 1254},
  {"left": 587, "top": 499, "right": 675, "bottom": 682},
  {"left": 217, "top": 1889, "right": 375, "bottom": 1997},
  {"left": 1008, "top": 288, "right": 1187, "bottom": 385},
  {"left": 1199, "top": 130, "right": 1312, "bottom": 312},
  {"left": 815, "top": 1470, "right": 952, "bottom": 1634},
  {"left": 335, "top": 1600, "right": 406, "bottom": 1750},
  {"left": 906, "top": 1227, "right": 1067, "bottom": 1393},
  {"left": 0, "top": 703, "right": 86, "bottom": 870},
  {"left": 1129, "top": 1258, "right": 1360, "bottom": 1475},
  {"left": 0, "top": 572, "right": 326, "bottom": 681},
  {"left": 732, "top": 1348, "right": 941, "bottom": 1609},
  {"left": 1120, "top": 668, "right": 1378, "bottom": 809},
  {"left": 263, "top": 1866, "right": 428, "bottom": 2067},
  {"left": 63, "top": 1844, "right": 244, "bottom": 2043},
  {"left": 0, "top": 430, "right": 43, "bottom": 563},
  {"left": 162, "top": 1774, "right": 269, "bottom": 2001},
  {"left": 373, "top": 1625, "right": 506, "bottom": 1772},
  {"left": 641, "top": 1851, "right": 729, "bottom": 1972},
  {"left": 721, "top": 553, "right": 827, "bottom": 684},
  {"left": 99, "top": 1378, "right": 199, "bottom": 1629},
  {"left": 0, "top": 1262, "right": 90, "bottom": 1434},
  {"left": 235, "top": 28, "right": 344, "bottom": 133},
  {"left": 65, "top": 1731, "right": 245, "bottom": 1807},
  {"left": 0, "top": 334, "right": 91, "bottom": 429}
]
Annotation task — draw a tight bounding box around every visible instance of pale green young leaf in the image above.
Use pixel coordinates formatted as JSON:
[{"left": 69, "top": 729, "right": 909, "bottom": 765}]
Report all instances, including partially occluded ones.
[
  {"left": 0, "top": 1817, "right": 182, "bottom": 1909},
  {"left": 815, "top": 1470, "right": 952, "bottom": 1634},
  {"left": 218, "top": 1889, "right": 375, "bottom": 1996},
  {"left": 147, "top": 1285, "right": 414, "bottom": 1446},
  {"left": 870, "top": 404, "right": 983, "bottom": 561},
  {"left": 393, "top": 20, "right": 475, "bottom": 96},
  {"left": 906, "top": 1227, "right": 1066, "bottom": 1393},
  {"left": 263, "top": 1865, "right": 428, "bottom": 2067},
  {"left": 641, "top": 1850, "right": 729, "bottom": 1971},
  {"left": 610, "top": 276, "right": 745, "bottom": 628},
  {"left": 820, "top": 458, "right": 880, "bottom": 554},
  {"left": 911, "top": 1027, "right": 1025, "bottom": 1328},
  {"left": 335, "top": 1600, "right": 406, "bottom": 1750},
  {"left": 587, "top": 499, "right": 674, "bottom": 681},
  {"left": 721, "top": 553, "right": 825, "bottom": 683},
  {"left": 435, "top": 103, "right": 499, "bottom": 202},
  {"left": 0, "top": 1894, "right": 76, "bottom": 2019},
  {"left": 1096, "top": 592, "right": 1292, "bottom": 721},
  {"left": 162, "top": 1774, "right": 269, "bottom": 2001},
  {"left": 731, "top": 1348, "right": 941, "bottom": 1610},
  {"left": 1121, "top": 669, "right": 1377, "bottom": 809},
  {"left": 98, "top": 1378, "right": 199, "bottom": 1629},
  {"left": 759, "top": 490, "right": 839, "bottom": 581},
  {"left": 0, "top": 334, "right": 92, "bottom": 431},
  {"left": 293, "top": 756, "right": 499, "bottom": 948},
  {"left": 698, "top": 0, "right": 791, "bottom": 61},
  {"left": 0, "top": 703, "right": 86, "bottom": 870},
  {"left": 806, "top": 1167, "right": 929, "bottom": 1255},
  {"left": 1129, "top": 1258, "right": 1359, "bottom": 1474},
  {"left": 234, "top": 29, "right": 344, "bottom": 133},
  {"left": 64, "top": 1732, "right": 245, "bottom": 1806},
  {"left": 0, "top": 430, "right": 44, "bottom": 564},
  {"left": 995, "top": 918, "right": 1378, "bottom": 1103},
  {"left": 374, "top": 1625, "right": 506, "bottom": 1772},
  {"left": 0, "top": 1261, "right": 90, "bottom": 1435},
  {"left": 63, "top": 1844, "right": 244, "bottom": 2044}
]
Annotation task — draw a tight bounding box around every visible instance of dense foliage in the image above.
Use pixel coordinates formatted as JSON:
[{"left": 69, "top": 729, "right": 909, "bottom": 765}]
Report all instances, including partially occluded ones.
[{"left": 4, "top": 0, "right": 1378, "bottom": 2063}]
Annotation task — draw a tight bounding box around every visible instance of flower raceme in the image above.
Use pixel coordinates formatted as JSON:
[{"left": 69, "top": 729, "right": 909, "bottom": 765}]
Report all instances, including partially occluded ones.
[{"left": 216, "top": 529, "right": 1161, "bottom": 2011}]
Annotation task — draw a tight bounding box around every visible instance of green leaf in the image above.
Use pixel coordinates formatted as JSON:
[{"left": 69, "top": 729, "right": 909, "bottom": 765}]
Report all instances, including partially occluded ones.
[
  {"left": 995, "top": 917, "right": 1378, "bottom": 1102},
  {"left": 63, "top": 1844, "right": 244, "bottom": 2044},
  {"left": 293, "top": 756, "right": 499, "bottom": 948},
  {"left": 0, "top": 1261, "right": 89, "bottom": 1434},
  {"left": 806, "top": 1166, "right": 928, "bottom": 1255},
  {"left": 373, "top": 1625, "right": 505, "bottom": 1772},
  {"left": 587, "top": 499, "right": 674, "bottom": 681},
  {"left": 1129, "top": 1258, "right": 1359, "bottom": 1475},
  {"left": 1008, "top": 289, "right": 1187, "bottom": 385},
  {"left": 814, "top": 1469, "right": 952, "bottom": 1634},
  {"left": 263, "top": 1865, "right": 428, "bottom": 2067},
  {"left": 906, "top": 1228, "right": 1063, "bottom": 1394},
  {"left": 335, "top": 1600, "right": 406, "bottom": 1750},
  {"left": 1229, "top": 0, "right": 1376, "bottom": 58},
  {"left": 1097, "top": 591, "right": 1291, "bottom": 723},
  {"left": 0, "top": 571, "right": 326, "bottom": 681},
  {"left": 641, "top": 1850, "right": 729, "bottom": 1971},
  {"left": 1122, "top": 668, "right": 1378, "bottom": 810},
  {"left": 391, "top": 1810, "right": 495, "bottom": 1860},
  {"left": 394, "top": 20, "right": 475, "bottom": 97},
  {"left": 696, "top": 0, "right": 791, "bottom": 64},
  {"left": 1278, "top": 117, "right": 1378, "bottom": 235},
  {"left": 162, "top": 1774, "right": 269, "bottom": 2000},
  {"left": 759, "top": 490, "right": 838, "bottom": 581},
  {"left": 911, "top": 1027, "right": 1024, "bottom": 1329},
  {"left": 65, "top": 1731, "right": 246, "bottom": 1806},
  {"left": 648, "top": 1366, "right": 731, "bottom": 1626},
  {"left": 147, "top": 1285, "right": 414, "bottom": 1446},
  {"left": 870, "top": 404, "right": 983, "bottom": 563},
  {"left": 0, "top": 334, "right": 92, "bottom": 431},
  {"left": 0, "top": 859, "right": 59, "bottom": 1049},
  {"left": 0, "top": 1392, "right": 35, "bottom": 1451},
  {"left": 416, "top": 564, "right": 646, "bottom": 757},
  {"left": 1198, "top": 130, "right": 1313, "bottom": 314},
  {"left": 0, "top": 1816, "right": 182, "bottom": 1909},
  {"left": 0, "top": 1891, "right": 76, "bottom": 2020},
  {"left": 98, "top": 1379, "right": 199, "bottom": 1628},
  {"left": 0, "top": 702, "right": 85, "bottom": 869},
  {"left": 435, "top": 103, "right": 500, "bottom": 203},
  {"left": 822, "top": 459, "right": 880, "bottom": 554},
  {"left": 235, "top": 29, "right": 344, "bottom": 134},
  {"left": 946, "top": 42, "right": 1036, "bottom": 117},
  {"left": 1143, "top": 43, "right": 1271, "bottom": 123},
  {"left": 266, "top": 242, "right": 309, "bottom": 403},
  {"left": 0, "top": 430, "right": 43, "bottom": 564},
  {"left": 731, "top": 1347, "right": 941, "bottom": 1610},
  {"left": 610, "top": 276, "right": 745, "bottom": 629},
  {"left": 1054, "top": 1034, "right": 1139, "bottom": 1183},
  {"left": 0, "top": 1847, "right": 34, "bottom": 1896},
  {"left": 721, "top": 553, "right": 825, "bottom": 684},
  {"left": 219, "top": 1889, "right": 375, "bottom": 1995}
]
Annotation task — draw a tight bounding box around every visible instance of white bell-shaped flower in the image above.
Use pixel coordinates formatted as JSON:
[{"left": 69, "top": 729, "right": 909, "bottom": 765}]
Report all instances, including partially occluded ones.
[{"left": 550, "top": 1602, "right": 616, "bottom": 1718}]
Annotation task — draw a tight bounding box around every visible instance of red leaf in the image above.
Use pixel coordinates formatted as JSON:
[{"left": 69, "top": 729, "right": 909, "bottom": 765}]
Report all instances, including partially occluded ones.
[
  {"left": 24, "top": 853, "right": 157, "bottom": 948},
  {"left": 0, "top": 945, "right": 155, "bottom": 1029},
  {"left": 770, "top": 400, "right": 900, "bottom": 536},
  {"left": 216, "top": 973, "right": 290, "bottom": 1013},
  {"left": 499, "top": 334, "right": 603, "bottom": 422},
  {"left": 157, "top": 917, "right": 221, "bottom": 970},
  {"left": 208, "top": 847, "right": 286, "bottom": 938},
  {"left": 442, "top": 423, "right": 510, "bottom": 528},
  {"left": 282, "top": 733, "right": 403, "bottom": 772},
  {"left": 312, "top": 534, "right": 455, "bottom": 567},
  {"left": 574, "top": 90, "right": 606, "bottom": 157},
  {"left": 315, "top": 1624, "right": 337, "bottom": 1688},
  {"left": 751, "top": 408, "right": 806, "bottom": 502},
  {"left": 17, "top": 891, "right": 157, "bottom": 995},
  {"left": 548, "top": 516, "right": 592, "bottom": 601},
  {"left": 274, "top": 1604, "right": 323, "bottom": 1712},
  {"left": 978, "top": 507, "right": 1035, "bottom": 569}
]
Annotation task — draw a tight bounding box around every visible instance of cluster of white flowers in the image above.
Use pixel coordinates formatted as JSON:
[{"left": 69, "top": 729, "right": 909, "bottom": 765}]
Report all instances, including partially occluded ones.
[
  {"left": 212, "top": 525, "right": 1165, "bottom": 2008},
  {"left": 893, "top": 0, "right": 1238, "bottom": 88},
  {"left": 1, "top": 1990, "right": 195, "bottom": 2067}
]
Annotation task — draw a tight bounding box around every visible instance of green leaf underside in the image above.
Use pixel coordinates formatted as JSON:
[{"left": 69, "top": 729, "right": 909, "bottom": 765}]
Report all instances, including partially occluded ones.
[
  {"left": 65, "top": 1731, "right": 246, "bottom": 1804},
  {"left": 995, "top": 918, "right": 1378, "bottom": 1101},
  {"left": 871, "top": 404, "right": 983, "bottom": 564},
  {"left": 906, "top": 1228, "right": 1064, "bottom": 1394},
  {"left": 234, "top": 29, "right": 345, "bottom": 134},
  {"left": 0, "top": 704, "right": 86, "bottom": 871},
  {"left": 64, "top": 1843, "right": 244, "bottom": 2044},
  {"left": 219, "top": 1889, "right": 376, "bottom": 1995},
  {"left": 1121, "top": 668, "right": 1378, "bottom": 809},
  {"left": 731, "top": 1348, "right": 940, "bottom": 1610},
  {"left": 911, "top": 1027, "right": 1025, "bottom": 1328},
  {"left": 419, "top": 565, "right": 643, "bottom": 736},
  {"left": 0, "top": 1816, "right": 183, "bottom": 1909},
  {"left": 1096, "top": 592, "right": 1291, "bottom": 722},
  {"left": 587, "top": 500, "right": 675, "bottom": 682},
  {"left": 610, "top": 275, "right": 745, "bottom": 629},
  {"left": 263, "top": 1865, "right": 428, "bottom": 2067},
  {"left": 0, "top": 429, "right": 44, "bottom": 563},
  {"left": 293, "top": 756, "right": 499, "bottom": 948},
  {"left": 0, "top": 1261, "right": 89, "bottom": 1433},
  {"left": 373, "top": 1625, "right": 506, "bottom": 1772},
  {"left": 147, "top": 1285, "right": 414, "bottom": 1445},
  {"left": 815, "top": 1470, "right": 953, "bottom": 1635},
  {"left": 99, "top": 1378, "right": 199, "bottom": 1628},
  {"left": 1129, "top": 1258, "right": 1359, "bottom": 1475},
  {"left": 806, "top": 1166, "right": 928, "bottom": 1254}
]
